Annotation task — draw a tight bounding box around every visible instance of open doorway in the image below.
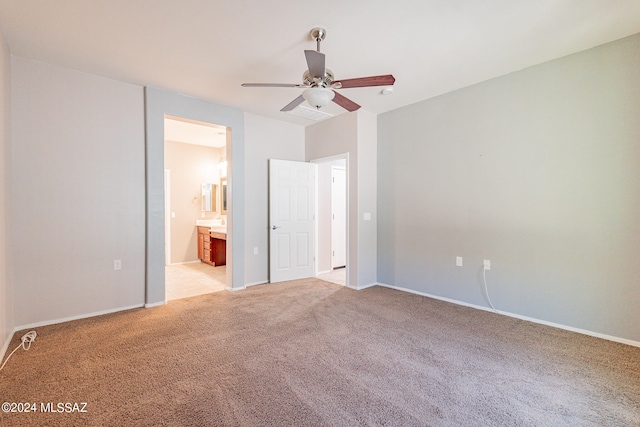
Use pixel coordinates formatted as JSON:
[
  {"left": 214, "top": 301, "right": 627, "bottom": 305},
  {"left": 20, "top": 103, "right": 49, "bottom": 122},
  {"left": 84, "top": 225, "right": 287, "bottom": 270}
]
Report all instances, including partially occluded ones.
[
  {"left": 163, "top": 115, "right": 229, "bottom": 300},
  {"left": 145, "top": 86, "right": 245, "bottom": 307},
  {"left": 312, "top": 154, "right": 348, "bottom": 286}
]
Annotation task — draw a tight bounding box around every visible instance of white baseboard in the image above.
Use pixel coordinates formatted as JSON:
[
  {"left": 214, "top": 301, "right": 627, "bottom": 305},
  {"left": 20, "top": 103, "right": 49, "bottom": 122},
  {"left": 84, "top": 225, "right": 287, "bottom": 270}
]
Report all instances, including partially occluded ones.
[
  {"left": 347, "top": 282, "right": 377, "bottom": 291},
  {"left": 245, "top": 281, "right": 267, "bottom": 288},
  {"left": 4, "top": 303, "right": 152, "bottom": 361},
  {"left": 316, "top": 270, "right": 331, "bottom": 275},
  {"left": 1, "top": 331, "right": 13, "bottom": 362},
  {"left": 376, "top": 282, "right": 640, "bottom": 348},
  {"left": 144, "top": 300, "right": 166, "bottom": 308},
  {"left": 226, "top": 286, "right": 246, "bottom": 292},
  {"left": 168, "top": 260, "right": 200, "bottom": 265},
  {"left": 14, "top": 303, "right": 145, "bottom": 331}
]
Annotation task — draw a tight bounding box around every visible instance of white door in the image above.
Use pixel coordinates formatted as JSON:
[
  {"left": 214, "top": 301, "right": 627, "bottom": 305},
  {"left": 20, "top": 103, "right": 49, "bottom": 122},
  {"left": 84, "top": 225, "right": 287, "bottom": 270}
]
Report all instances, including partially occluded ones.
[
  {"left": 269, "top": 159, "right": 316, "bottom": 283},
  {"left": 331, "top": 166, "right": 346, "bottom": 268}
]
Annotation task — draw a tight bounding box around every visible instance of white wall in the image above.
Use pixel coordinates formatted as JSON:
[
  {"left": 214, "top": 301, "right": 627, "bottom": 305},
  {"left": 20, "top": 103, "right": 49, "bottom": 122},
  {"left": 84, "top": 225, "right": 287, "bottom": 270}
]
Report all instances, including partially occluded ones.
[
  {"left": 11, "top": 57, "right": 146, "bottom": 327},
  {"left": 378, "top": 33, "right": 640, "bottom": 343},
  {"left": 243, "top": 113, "right": 305, "bottom": 286},
  {"left": 0, "top": 29, "right": 14, "bottom": 355},
  {"left": 306, "top": 110, "right": 378, "bottom": 289}
]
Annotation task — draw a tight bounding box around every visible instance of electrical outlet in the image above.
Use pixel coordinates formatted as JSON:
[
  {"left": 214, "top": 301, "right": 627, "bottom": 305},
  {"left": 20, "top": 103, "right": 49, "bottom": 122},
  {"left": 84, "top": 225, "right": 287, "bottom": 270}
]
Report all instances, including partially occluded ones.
[
  {"left": 254, "top": 247, "right": 259, "bottom": 255},
  {"left": 456, "top": 256, "right": 463, "bottom": 267},
  {"left": 483, "top": 260, "right": 491, "bottom": 270},
  {"left": 114, "top": 260, "right": 122, "bottom": 270}
]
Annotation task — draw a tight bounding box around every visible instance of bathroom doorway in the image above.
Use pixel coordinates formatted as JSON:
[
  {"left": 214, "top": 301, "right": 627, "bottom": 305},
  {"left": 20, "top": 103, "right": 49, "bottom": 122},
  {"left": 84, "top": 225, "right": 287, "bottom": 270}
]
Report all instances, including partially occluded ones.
[{"left": 163, "top": 115, "right": 229, "bottom": 300}]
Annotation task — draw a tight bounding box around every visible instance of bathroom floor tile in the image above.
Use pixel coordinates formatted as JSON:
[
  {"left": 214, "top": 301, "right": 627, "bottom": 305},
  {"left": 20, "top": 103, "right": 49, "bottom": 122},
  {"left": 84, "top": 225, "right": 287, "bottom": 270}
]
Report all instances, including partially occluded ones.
[
  {"left": 318, "top": 268, "right": 346, "bottom": 286},
  {"left": 166, "top": 263, "right": 226, "bottom": 301}
]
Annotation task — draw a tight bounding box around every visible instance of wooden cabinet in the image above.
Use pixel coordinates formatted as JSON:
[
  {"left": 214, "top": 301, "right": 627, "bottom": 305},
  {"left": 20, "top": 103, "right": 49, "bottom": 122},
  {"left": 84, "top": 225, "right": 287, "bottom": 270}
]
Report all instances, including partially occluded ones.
[
  {"left": 210, "top": 232, "right": 226, "bottom": 266},
  {"left": 196, "top": 226, "right": 226, "bottom": 266},
  {"left": 197, "top": 226, "right": 214, "bottom": 266}
]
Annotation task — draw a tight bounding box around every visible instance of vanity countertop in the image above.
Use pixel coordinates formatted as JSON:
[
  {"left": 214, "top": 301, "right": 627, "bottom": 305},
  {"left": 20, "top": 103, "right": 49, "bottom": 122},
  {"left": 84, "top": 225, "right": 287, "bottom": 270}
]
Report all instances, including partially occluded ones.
[
  {"left": 195, "top": 219, "right": 222, "bottom": 227},
  {"left": 195, "top": 220, "right": 226, "bottom": 235},
  {"left": 208, "top": 225, "right": 227, "bottom": 234}
]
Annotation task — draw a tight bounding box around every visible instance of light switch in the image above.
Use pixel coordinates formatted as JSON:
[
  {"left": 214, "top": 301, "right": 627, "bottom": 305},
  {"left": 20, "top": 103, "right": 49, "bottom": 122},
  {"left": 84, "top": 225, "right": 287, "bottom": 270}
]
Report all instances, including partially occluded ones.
[{"left": 364, "top": 212, "right": 371, "bottom": 221}]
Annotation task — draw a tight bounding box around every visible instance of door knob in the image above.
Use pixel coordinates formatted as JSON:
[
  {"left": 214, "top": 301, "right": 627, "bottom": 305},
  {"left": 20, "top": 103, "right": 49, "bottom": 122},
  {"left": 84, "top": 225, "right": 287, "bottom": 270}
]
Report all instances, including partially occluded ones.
[{"left": 272, "top": 225, "right": 281, "bottom": 230}]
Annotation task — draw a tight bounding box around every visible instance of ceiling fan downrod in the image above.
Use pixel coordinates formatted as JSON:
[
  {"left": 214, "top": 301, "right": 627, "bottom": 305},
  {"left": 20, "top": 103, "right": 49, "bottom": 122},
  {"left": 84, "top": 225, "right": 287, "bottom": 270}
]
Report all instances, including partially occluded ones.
[{"left": 310, "top": 27, "right": 326, "bottom": 52}]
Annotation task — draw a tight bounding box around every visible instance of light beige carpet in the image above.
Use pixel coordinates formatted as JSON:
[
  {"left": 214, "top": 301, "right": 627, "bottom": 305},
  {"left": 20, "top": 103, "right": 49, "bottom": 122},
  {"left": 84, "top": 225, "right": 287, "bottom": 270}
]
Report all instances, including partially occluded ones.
[{"left": 1, "top": 279, "right": 638, "bottom": 426}]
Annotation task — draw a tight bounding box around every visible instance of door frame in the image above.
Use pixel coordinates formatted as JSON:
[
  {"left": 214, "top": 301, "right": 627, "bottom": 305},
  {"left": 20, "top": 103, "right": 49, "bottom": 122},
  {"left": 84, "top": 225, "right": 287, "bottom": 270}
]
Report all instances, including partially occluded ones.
[
  {"left": 145, "top": 86, "right": 246, "bottom": 307},
  {"left": 164, "top": 169, "right": 171, "bottom": 266},
  {"left": 331, "top": 164, "right": 347, "bottom": 269},
  {"left": 311, "top": 153, "right": 350, "bottom": 287}
]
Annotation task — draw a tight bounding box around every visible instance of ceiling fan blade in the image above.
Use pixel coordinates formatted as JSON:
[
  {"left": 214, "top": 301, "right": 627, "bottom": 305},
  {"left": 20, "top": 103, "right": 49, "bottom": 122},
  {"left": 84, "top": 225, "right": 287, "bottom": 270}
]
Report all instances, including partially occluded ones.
[
  {"left": 332, "top": 91, "right": 361, "bottom": 112},
  {"left": 242, "top": 83, "right": 305, "bottom": 88},
  {"left": 280, "top": 95, "right": 306, "bottom": 112},
  {"left": 304, "top": 50, "right": 326, "bottom": 79},
  {"left": 332, "top": 74, "right": 395, "bottom": 89}
]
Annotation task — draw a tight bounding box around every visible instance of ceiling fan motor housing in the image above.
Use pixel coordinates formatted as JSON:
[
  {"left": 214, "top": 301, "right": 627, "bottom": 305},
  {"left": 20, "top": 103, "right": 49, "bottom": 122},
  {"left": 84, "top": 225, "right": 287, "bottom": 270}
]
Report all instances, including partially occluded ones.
[{"left": 303, "top": 69, "right": 334, "bottom": 88}]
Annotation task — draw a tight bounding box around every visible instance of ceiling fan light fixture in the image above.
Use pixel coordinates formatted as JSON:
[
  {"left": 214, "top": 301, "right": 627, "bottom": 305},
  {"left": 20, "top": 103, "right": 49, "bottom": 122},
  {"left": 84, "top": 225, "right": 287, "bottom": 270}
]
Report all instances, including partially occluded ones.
[{"left": 302, "top": 87, "right": 335, "bottom": 109}]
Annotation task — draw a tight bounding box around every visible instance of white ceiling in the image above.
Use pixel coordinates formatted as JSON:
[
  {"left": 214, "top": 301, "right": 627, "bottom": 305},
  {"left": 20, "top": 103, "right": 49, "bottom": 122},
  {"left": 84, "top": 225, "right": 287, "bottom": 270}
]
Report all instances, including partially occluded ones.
[
  {"left": 164, "top": 116, "right": 227, "bottom": 148},
  {"left": 1, "top": 1, "right": 639, "bottom": 126}
]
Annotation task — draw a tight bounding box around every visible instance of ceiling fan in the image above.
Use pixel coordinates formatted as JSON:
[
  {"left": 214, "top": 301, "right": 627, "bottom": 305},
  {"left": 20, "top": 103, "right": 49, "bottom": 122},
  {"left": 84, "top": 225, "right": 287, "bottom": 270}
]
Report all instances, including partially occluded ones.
[{"left": 241, "top": 27, "right": 396, "bottom": 112}]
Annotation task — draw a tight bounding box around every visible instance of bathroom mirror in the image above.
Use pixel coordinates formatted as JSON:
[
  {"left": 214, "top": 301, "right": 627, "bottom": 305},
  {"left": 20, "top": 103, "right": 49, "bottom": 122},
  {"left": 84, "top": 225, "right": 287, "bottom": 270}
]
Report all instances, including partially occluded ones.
[
  {"left": 201, "top": 183, "right": 217, "bottom": 212},
  {"left": 220, "top": 177, "right": 227, "bottom": 214}
]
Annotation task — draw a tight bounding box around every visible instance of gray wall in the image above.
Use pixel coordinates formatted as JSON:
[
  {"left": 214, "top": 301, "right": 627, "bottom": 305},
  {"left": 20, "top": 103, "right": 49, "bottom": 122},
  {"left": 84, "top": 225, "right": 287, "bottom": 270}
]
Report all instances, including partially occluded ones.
[
  {"left": 356, "top": 111, "right": 378, "bottom": 287},
  {"left": 306, "top": 110, "right": 378, "bottom": 289},
  {"left": 243, "top": 113, "right": 305, "bottom": 286},
  {"left": 0, "top": 28, "right": 14, "bottom": 353},
  {"left": 378, "top": 34, "right": 640, "bottom": 342},
  {"left": 12, "top": 57, "right": 146, "bottom": 327}
]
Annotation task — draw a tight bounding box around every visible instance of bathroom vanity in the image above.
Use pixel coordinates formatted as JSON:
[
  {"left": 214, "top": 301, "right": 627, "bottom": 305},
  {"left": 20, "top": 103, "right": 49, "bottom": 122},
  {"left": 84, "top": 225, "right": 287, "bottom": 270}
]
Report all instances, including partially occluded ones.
[{"left": 197, "top": 225, "right": 226, "bottom": 266}]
